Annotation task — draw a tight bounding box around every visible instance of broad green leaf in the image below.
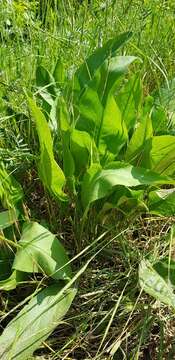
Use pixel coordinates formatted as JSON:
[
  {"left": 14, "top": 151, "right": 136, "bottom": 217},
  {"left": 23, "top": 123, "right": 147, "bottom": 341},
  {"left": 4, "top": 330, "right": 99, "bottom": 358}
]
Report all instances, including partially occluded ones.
[
  {"left": 116, "top": 73, "right": 143, "bottom": 131},
  {"left": 143, "top": 95, "right": 154, "bottom": 117},
  {"left": 125, "top": 115, "right": 153, "bottom": 167},
  {"left": 74, "top": 32, "right": 132, "bottom": 96},
  {"left": 39, "top": 145, "right": 67, "bottom": 201},
  {"left": 37, "top": 88, "right": 54, "bottom": 107},
  {"left": 13, "top": 222, "right": 72, "bottom": 280},
  {"left": 81, "top": 163, "right": 102, "bottom": 208},
  {"left": 57, "top": 99, "right": 75, "bottom": 192},
  {"left": 36, "top": 65, "right": 56, "bottom": 97},
  {"left": 76, "top": 83, "right": 103, "bottom": 138},
  {"left": 62, "top": 132, "right": 75, "bottom": 193},
  {"left": 81, "top": 162, "right": 175, "bottom": 210},
  {"left": 49, "top": 99, "right": 58, "bottom": 131},
  {"left": 97, "top": 94, "right": 128, "bottom": 156},
  {"left": 76, "top": 56, "right": 136, "bottom": 157},
  {"left": 28, "top": 97, "right": 67, "bottom": 201},
  {"left": 0, "top": 271, "right": 25, "bottom": 291},
  {"left": 154, "top": 258, "right": 175, "bottom": 287},
  {"left": 139, "top": 260, "right": 175, "bottom": 309},
  {"left": 0, "top": 208, "right": 19, "bottom": 230},
  {"left": 105, "top": 186, "right": 144, "bottom": 206},
  {"left": 57, "top": 97, "right": 70, "bottom": 132},
  {"left": 36, "top": 65, "right": 58, "bottom": 130},
  {"left": 117, "top": 197, "right": 147, "bottom": 215},
  {"left": 53, "top": 59, "right": 65, "bottom": 85},
  {"left": 151, "top": 105, "right": 169, "bottom": 135},
  {"left": 0, "top": 285, "right": 76, "bottom": 360},
  {"left": 98, "top": 185, "right": 132, "bottom": 214},
  {"left": 77, "top": 88, "right": 128, "bottom": 157},
  {"left": 150, "top": 135, "right": 175, "bottom": 176},
  {"left": 98, "top": 56, "right": 137, "bottom": 106},
  {"left": 35, "top": 89, "right": 58, "bottom": 131},
  {"left": 0, "top": 164, "right": 23, "bottom": 208},
  {"left": 70, "top": 129, "right": 99, "bottom": 175},
  {"left": 148, "top": 188, "right": 175, "bottom": 216},
  {"left": 28, "top": 97, "right": 52, "bottom": 153},
  {"left": 98, "top": 187, "right": 146, "bottom": 217}
]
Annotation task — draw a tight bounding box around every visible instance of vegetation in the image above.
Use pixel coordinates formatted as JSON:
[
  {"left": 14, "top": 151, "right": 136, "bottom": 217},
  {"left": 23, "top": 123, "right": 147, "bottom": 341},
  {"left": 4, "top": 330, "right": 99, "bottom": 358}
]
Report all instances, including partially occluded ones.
[{"left": 0, "top": 0, "right": 175, "bottom": 359}]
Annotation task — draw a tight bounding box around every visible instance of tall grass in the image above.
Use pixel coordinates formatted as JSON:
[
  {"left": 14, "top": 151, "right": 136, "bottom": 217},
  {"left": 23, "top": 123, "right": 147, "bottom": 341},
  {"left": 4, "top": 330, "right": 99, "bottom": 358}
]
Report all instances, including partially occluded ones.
[{"left": 1, "top": 0, "right": 174, "bottom": 165}]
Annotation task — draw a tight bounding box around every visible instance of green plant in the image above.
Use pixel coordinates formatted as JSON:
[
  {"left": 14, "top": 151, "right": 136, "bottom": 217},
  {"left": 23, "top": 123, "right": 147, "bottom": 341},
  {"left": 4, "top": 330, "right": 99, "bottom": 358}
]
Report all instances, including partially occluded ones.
[
  {"left": 0, "top": 218, "right": 76, "bottom": 359},
  {"left": 1, "top": 29, "right": 175, "bottom": 359},
  {"left": 29, "top": 32, "right": 175, "bottom": 230},
  {"left": 0, "top": 163, "right": 76, "bottom": 359}
]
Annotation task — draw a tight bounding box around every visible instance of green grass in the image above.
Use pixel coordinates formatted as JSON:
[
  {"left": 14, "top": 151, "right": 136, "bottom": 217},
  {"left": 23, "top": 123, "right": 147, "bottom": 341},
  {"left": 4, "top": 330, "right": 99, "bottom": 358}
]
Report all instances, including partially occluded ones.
[{"left": 1, "top": 0, "right": 175, "bottom": 359}]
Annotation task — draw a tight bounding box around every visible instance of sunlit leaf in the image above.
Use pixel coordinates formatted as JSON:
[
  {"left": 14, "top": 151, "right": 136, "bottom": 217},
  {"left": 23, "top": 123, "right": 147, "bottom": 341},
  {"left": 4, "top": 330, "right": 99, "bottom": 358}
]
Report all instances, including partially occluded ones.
[
  {"left": 148, "top": 188, "right": 175, "bottom": 216},
  {"left": 70, "top": 129, "right": 99, "bottom": 175},
  {"left": 150, "top": 135, "right": 175, "bottom": 176},
  {"left": 57, "top": 98, "right": 75, "bottom": 192},
  {"left": 139, "top": 260, "right": 175, "bottom": 309},
  {"left": 0, "top": 271, "right": 25, "bottom": 291},
  {"left": 125, "top": 115, "right": 153, "bottom": 168},
  {"left": 36, "top": 65, "right": 56, "bottom": 97},
  {"left": 13, "top": 222, "right": 72, "bottom": 280},
  {"left": 81, "top": 162, "right": 175, "bottom": 210},
  {"left": 74, "top": 32, "right": 132, "bottom": 96},
  {"left": 116, "top": 73, "right": 143, "bottom": 131},
  {"left": 0, "top": 208, "right": 19, "bottom": 230},
  {"left": 27, "top": 97, "right": 67, "bottom": 201},
  {"left": 0, "top": 285, "right": 76, "bottom": 360},
  {"left": 97, "top": 94, "right": 128, "bottom": 156},
  {"left": 53, "top": 59, "right": 65, "bottom": 85}
]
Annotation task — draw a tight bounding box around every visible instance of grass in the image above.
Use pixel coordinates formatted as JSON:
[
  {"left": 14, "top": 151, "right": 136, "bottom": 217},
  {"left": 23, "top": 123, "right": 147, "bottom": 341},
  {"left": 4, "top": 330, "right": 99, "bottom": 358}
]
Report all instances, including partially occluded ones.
[{"left": 1, "top": 0, "right": 175, "bottom": 359}]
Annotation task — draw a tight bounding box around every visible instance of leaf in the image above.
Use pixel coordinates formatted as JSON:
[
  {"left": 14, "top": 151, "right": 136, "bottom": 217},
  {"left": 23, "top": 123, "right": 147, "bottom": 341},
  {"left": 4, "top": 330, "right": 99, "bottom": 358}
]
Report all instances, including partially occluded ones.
[
  {"left": 98, "top": 56, "right": 137, "bottom": 106},
  {"left": 81, "top": 162, "right": 175, "bottom": 210},
  {"left": 150, "top": 135, "right": 175, "bottom": 176},
  {"left": 0, "top": 285, "right": 76, "bottom": 360},
  {"left": 36, "top": 65, "right": 56, "bottom": 97},
  {"left": 116, "top": 73, "right": 143, "bottom": 131},
  {"left": 57, "top": 97, "right": 70, "bottom": 132},
  {"left": 74, "top": 32, "right": 132, "bottom": 96},
  {"left": 0, "top": 271, "right": 25, "bottom": 291},
  {"left": 125, "top": 115, "right": 153, "bottom": 167},
  {"left": 53, "top": 59, "right": 65, "bottom": 85},
  {"left": 0, "top": 163, "right": 23, "bottom": 208},
  {"left": 98, "top": 187, "right": 146, "bottom": 218},
  {"left": 57, "top": 99, "right": 75, "bottom": 192},
  {"left": 139, "top": 260, "right": 175, "bottom": 309},
  {"left": 13, "top": 222, "right": 72, "bottom": 280},
  {"left": 76, "top": 55, "right": 137, "bottom": 158},
  {"left": 154, "top": 258, "right": 175, "bottom": 287},
  {"left": 62, "top": 132, "right": 75, "bottom": 193},
  {"left": 39, "top": 145, "right": 67, "bottom": 201},
  {"left": 27, "top": 97, "right": 67, "bottom": 201},
  {"left": 148, "top": 188, "right": 175, "bottom": 216},
  {"left": 151, "top": 105, "right": 169, "bottom": 135},
  {"left": 97, "top": 94, "right": 128, "bottom": 156},
  {"left": 0, "top": 208, "right": 19, "bottom": 230},
  {"left": 70, "top": 129, "right": 99, "bottom": 175},
  {"left": 76, "top": 82, "right": 103, "bottom": 138},
  {"left": 36, "top": 66, "right": 58, "bottom": 130}
]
